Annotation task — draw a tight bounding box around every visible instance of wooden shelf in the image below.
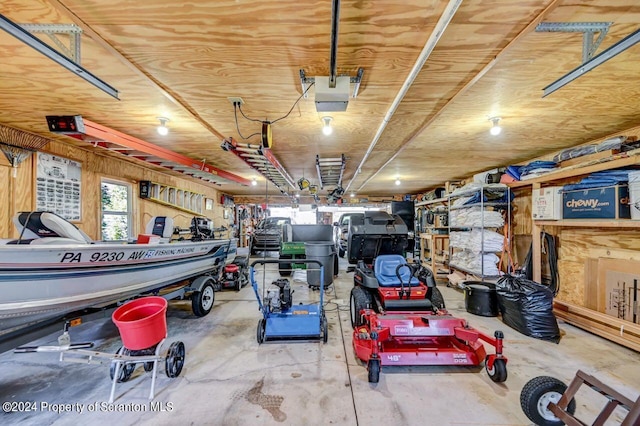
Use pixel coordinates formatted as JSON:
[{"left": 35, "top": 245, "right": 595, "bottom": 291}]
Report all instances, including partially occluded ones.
[
  {"left": 416, "top": 197, "right": 448, "bottom": 206},
  {"left": 143, "top": 181, "right": 204, "bottom": 215},
  {"left": 508, "top": 150, "right": 640, "bottom": 188},
  {"left": 535, "top": 219, "right": 640, "bottom": 228}
]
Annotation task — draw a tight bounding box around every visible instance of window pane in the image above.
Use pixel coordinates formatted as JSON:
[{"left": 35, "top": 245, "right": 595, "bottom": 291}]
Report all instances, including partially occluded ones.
[
  {"left": 102, "top": 214, "right": 129, "bottom": 241},
  {"left": 101, "top": 182, "right": 128, "bottom": 212},
  {"left": 101, "top": 179, "right": 131, "bottom": 241}
]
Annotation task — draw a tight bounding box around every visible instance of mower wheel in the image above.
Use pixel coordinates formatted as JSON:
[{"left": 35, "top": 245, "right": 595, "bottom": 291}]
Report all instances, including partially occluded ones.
[
  {"left": 192, "top": 281, "right": 215, "bottom": 317},
  {"left": 321, "top": 314, "right": 328, "bottom": 343},
  {"left": 256, "top": 319, "right": 266, "bottom": 344},
  {"left": 367, "top": 359, "right": 381, "bottom": 383},
  {"left": 486, "top": 357, "right": 507, "bottom": 383},
  {"left": 429, "top": 286, "right": 446, "bottom": 310},
  {"left": 520, "top": 376, "right": 576, "bottom": 426},
  {"left": 350, "top": 287, "right": 372, "bottom": 328}
]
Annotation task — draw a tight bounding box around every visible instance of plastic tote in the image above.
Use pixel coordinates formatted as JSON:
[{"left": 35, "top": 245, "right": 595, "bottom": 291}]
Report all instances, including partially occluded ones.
[{"left": 112, "top": 296, "right": 168, "bottom": 350}]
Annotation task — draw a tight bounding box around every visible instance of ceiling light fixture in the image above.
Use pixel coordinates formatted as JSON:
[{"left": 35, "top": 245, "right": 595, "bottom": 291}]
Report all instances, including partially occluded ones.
[
  {"left": 350, "top": 192, "right": 355, "bottom": 198},
  {"left": 157, "top": 117, "right": 170, "bottom": 136},
  {"left": 395, "top": 178, "right": 401, "bottom": 186},
  {"left": 321, "top": 116, "right": 333, "bottom": 136},
  {"left": 251, "top": 177, "right": 258, "bottom": 186},
  {"left": 489, "top": 116, "right": 502, "bottom": 136}
]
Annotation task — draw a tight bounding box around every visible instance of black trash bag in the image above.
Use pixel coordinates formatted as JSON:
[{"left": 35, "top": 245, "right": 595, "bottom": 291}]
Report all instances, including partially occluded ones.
[{"left": 495, "top": 274, "right": 561, "bottom": 343}]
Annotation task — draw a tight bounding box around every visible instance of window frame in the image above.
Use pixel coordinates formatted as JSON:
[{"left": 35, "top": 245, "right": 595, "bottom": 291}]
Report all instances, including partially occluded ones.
[{"left": 100, "top": 177, "right": 133, "bottom": 241}]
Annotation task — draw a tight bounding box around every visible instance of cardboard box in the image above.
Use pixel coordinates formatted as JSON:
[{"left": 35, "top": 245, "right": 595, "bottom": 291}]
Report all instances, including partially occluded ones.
[
  {"left": 562, "top": 185, "right": 630, "bottom": 219},
  {"left": 532, "top": 186, "right": 563, "bottom": 220}
]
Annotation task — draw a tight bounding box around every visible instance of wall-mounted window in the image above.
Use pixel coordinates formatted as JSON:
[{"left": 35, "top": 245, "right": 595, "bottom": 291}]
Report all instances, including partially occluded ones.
[{"left": 101, "top": 178, "right": 132, "bottom": 241}]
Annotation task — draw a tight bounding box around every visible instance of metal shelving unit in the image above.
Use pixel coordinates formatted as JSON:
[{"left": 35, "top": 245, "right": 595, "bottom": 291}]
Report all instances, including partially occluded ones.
[{"left": 447, "top": 184, "right": 512, "bottom": 282}]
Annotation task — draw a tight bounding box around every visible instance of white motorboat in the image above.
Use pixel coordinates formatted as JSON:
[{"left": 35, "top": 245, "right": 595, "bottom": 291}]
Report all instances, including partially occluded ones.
[{"left": 0, "top": 212, "right": 232, "bottom": 335}]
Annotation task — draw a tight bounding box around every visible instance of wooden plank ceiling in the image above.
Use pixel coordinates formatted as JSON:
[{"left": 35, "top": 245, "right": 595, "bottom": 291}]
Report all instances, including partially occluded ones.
[{"left": 1, "top": 0, "right": 640, "bottom": 200}]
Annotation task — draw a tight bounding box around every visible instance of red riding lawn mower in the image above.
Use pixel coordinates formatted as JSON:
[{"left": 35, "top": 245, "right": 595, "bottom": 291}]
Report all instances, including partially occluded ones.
[{"left": 347, "top": 212, "right": 507, "bottom": 384}]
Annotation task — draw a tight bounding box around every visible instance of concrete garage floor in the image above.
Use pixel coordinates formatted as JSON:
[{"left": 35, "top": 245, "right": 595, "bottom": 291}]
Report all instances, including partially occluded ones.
[{"left": 1, "top": 256, "right": 639, "bottom": 426}]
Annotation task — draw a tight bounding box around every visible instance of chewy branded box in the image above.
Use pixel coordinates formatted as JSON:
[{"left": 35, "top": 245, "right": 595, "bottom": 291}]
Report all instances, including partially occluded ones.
[
  {"left": 532, "top": 186, "right": 563, "bottom": 220},
  {"left": 562, "top": 185, "right": 630, "bottom": 219}
]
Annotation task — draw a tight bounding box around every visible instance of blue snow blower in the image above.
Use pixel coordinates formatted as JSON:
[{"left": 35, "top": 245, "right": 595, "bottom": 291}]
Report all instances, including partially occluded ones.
[{"left": 250, "top": 259, "right": 328, "bottom": 344}]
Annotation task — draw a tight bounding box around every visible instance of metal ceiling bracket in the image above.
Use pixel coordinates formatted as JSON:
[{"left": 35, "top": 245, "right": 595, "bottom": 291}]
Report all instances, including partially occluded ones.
[
  {"left": 0, "top": 14, "right": 118, "bottom": 99},
  {"left": 535, "top": 22, "right": 612, "bottom": 63},
  {"left": 299, "top": 68, "right": 364, "bottom": 99},
  {"left": 19, "top": 23, "right": 82, "bottom": 63},
  {"left": 540, "top": 27, "right": 640, "bottom": 97}
]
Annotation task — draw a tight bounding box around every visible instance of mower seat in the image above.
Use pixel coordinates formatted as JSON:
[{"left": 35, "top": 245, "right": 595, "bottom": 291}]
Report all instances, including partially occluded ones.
[{"left": 374, "top": 255, "right": 414, "bottom": 287}]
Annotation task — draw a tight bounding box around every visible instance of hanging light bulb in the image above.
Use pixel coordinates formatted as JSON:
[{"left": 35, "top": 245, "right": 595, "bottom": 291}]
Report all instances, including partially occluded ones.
[
  {"left": 157, "top": 117, "right": 170, "bottom": 136},
  {"left": 251, "top": 177, "right": 258, "bottom": 186},
  {"left": 350, "top": 192, "right": 355, "bottom": 198},
  {"left": 489, "top": 116, "right": 502, "bottom": 136},
  {"left": 321, "top": 116, "right": 333, "bottom": 136},
  {"left": 395, "top": 177, "right": 401, "bottom": 186}
]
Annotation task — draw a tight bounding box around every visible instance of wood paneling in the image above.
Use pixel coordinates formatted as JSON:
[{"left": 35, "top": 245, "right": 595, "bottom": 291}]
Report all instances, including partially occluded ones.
[{"left": 2, "top": 1, "right": 640, "bottom": 198}]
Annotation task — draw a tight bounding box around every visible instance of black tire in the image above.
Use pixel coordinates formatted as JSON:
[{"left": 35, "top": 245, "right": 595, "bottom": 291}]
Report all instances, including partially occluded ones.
[
  {"left": 191, "top": 282, "right": 215, "bottom": 317},
  {"left": 520, "top": 376, "right": 576, "bottom": 426},
  {"left": 143, "top": 361, "right": 154, "bottom": 372},
  {"left": 338, "top": 247, "right": 345, "bottom": 258},
  {"left": 256, "top": 319, "right": 266, "bottom": 344},
  {"left": 485, "top": 357, "right": 507, "bottom": 383},
  {"left": 109, "top": 347, "right": 135, "bottom": 382},
  {"left": 367, "top": 359, "right": 381, "bottom": 383},
  {"left": 250, "top": 244, "right": 257, "bottom": 256},
  {"left": 321, "top": 314, "right": 328, "bottom": 343},
  {"left": 165, "top": 341, "right": 185, "bottom": 378},
  {"left": 429, "top": 286, "right": 446, "bottom": 310},
  {"left": 350, "top": 287, "right": 372, "bottom": 328}
]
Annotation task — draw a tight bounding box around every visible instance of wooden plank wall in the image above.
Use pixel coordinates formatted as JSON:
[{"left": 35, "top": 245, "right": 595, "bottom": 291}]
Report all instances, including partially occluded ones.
[
  {"left": 0, "top": 140, "right": 228, "bottom": 240},
  {"left": 558, "top": 229, "right": 640, "bottom": 306}
]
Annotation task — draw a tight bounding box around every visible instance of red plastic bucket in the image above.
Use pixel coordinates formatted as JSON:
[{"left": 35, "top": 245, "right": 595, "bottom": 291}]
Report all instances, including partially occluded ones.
[{"left": 112, "top": 296, "right": 168, "bottom": 350}]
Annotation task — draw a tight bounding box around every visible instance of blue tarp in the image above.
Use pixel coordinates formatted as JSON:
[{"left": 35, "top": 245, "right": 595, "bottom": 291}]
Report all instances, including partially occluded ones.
[{"left": 563, "top": 169, "right": 633, "bottom": 191}]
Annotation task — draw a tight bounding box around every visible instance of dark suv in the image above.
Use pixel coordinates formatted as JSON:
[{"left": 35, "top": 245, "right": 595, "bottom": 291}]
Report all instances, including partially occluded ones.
[
  {"left": 334, "top": 213, "right": 363, "bottom": 258},
  {"left": 250, "top": 217, "right": 291, "bottom": 255}
]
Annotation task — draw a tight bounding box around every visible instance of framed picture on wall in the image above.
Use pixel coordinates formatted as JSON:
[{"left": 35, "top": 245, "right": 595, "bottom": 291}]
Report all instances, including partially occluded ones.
[
  {"left": 205, "top": 198, "right": 213, "bottom": 210},
  {"left": 35, "top": 152, "right": 82, "bottom": 221}
]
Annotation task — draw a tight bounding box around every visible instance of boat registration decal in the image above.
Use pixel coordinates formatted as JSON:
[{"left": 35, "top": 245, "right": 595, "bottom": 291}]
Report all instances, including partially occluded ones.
[{"left": 59, "top": 246, "right": 198, "bottom": 263}]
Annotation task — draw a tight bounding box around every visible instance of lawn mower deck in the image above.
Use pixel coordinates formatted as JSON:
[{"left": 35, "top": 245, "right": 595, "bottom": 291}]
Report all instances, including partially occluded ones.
[{"left": 353, "top": 309, "right": 507, "bottom": 383}]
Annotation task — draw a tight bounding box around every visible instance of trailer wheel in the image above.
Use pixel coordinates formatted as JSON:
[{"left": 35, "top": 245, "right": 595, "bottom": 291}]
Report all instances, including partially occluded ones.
[
  {"left": 256, "top": 319, "right": 266, "bottom": 344},
  {"left": 520, "top": 376, "right": 576, "bottom": 426},
  {"left": 321, "top": 314, "right": 328, "bottom": 343},
  {"left": 429, "top": 286, "right": 446, "bottom": 310},
  {"left": 191, "top": 281, "right": 215, "bottom": 317},
  {"left": 485, "top": 357, "right": 507, "bottom": 383},
  {"left": 367, "top": 359, "right": 381, "bottom": 383},
  {"left": 350, "top": 287, "right": 371, "bottom": 328},
  {"left": 165, "top": 341, "right": 185, "bottom": 378},
  {"left": 109, "top": 347, "right": 135, "bottom": 382}
]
